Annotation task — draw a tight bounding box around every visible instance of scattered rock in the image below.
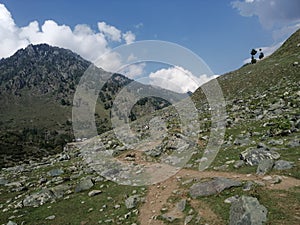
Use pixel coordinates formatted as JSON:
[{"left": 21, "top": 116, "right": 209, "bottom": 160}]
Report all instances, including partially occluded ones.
[
  {"left": 256, "top": 159, "right": 274, "bottom": 175},
  {"left": 224, "top": 195, "right": 239, "bottom": 204},
  {"left": 88, "top": 190, "right": 102, "bottom": 197},
  {"left": 189, "top": 177, "right": 241, "bottom": 198},
  {"left": 176, "top": 199, "right": 186, "bottom": 212},
  {"left": 161, "top": 213, "right": 177, "bottom": 222},
  {"left": 229, "top": 196, "right": 268, "bottom": 225},
  {"left": 23, "top": 189, "right": 56, "bottom": 207},
  {"left": 243, "top": 181, "right": 254, "bottom": 191},
  {"left": 125, "top": 195, "right": 140, "bottom": 209},
  {"left": 273, "top": 160, "right": 294, "bottom": 170},
  {"left": 233, "top": 160, "right": 245, "bottom": 169},
  {"left": 240, "top": 147, "right": 280, "bottom": 166},
  {"left": 75, "top": 178, "right": 94, "bottom": 193},
  {"left": 47, "top": 168, "right": 64, "bottom": 177},
  {"left": 45, "top": 215, "right": 55, "bottom": 220},
  {"left": 184, "top": 215, "right": 193, "bottom": 224},
  {"left": 0, "top": 177, "right": 9, "bottom": 185},
  {"left": 7, "top": 221, "right": 17, "bottom": 225}
]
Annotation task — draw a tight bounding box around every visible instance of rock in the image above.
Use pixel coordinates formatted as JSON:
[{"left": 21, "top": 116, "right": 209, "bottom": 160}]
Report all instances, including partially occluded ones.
[
  {"left": 7, "top": 221, "right": 17, "bottom": 225},
  {"left": 189, "top": 177, "right": 241, "bottom": 198},
  {"left": 256, "top": 159, "right": 274, "bottom": 175},
  {"left": 268, "top": 139, "right": 283, "bottom": 146},
  {"left": 287, "top": 139, "right": 300, "bottom": 148},
  {"left": 273, "top": 160, "right": 294, "bottom": 170},
  {"left": 240, "top": 147, "right": 280, "bottom": 166},
  {"left": 75, "top": 178, "right": 94, "bottom": 193},
  {"left": 47, "top": 168, "right": 64, "bottom": 177},
  {"left": 51, "top": 184, "right": 70, "bottom": 198},
  {"left": 23, "top": 189, "right": 55, "bottom": 207},
  {"left": 233, "top": 160, "right": 245, "bottom": 169},
  {"left": 184, "top": 215, "right": 193, "bottom": 224},
  {"left": 0, "top": 177, "right": 9, "bottom": 185},
  {"left": 176, "top": 199, "right": 186, "bottom": 212},
  {"left": 229, "top": 196, "right": 268, "bottom": 225},
  {"left": 88, "top": 190, "right": 102, "bottom": 197},
  {"left": 45, "top": 215, "right": 55, "bottom": 220},
  {"left": 161, "top": 213, "right": 177, "bottom": 222},
  {"left": 125, "top": 195, "right": 140, "bottom": 209},
  {"left": 224, "top": 195, "right": 239, "bottom": 204},
  {"left": 243, "top": 181, "right": 254, "bottom": 191}
]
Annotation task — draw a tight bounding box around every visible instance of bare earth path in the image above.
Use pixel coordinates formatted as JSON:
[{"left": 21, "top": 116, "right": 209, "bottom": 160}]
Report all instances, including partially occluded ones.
[{"left": 138, "top": 168, "right": 300, "bottom": 225}]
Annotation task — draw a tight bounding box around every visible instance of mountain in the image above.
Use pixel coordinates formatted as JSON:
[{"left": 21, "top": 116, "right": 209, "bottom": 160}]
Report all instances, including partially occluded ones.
[
  {"left": 0, "top": 44, "right": 173, "bottom": 167},
  {"left": 0, "top": 29, "right": 299, "bottom": 225}
]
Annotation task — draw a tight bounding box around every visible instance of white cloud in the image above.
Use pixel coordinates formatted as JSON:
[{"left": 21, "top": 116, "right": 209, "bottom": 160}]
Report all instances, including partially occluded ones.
[
  {"left": 149, "top": 66, "right": 218, "bottom": 93},
  {"left": 118, "top": 63, "right": 145, "bottom": 79},
  {"left": 122, "top": 31, "right": 136, "bottom": 44},
  {"left": 232, "top": 0, "right": 300, "bottom": 65},
  {"left": 98, "top": 21, "right": 121, "bottom": 42},
  {"left": 231, "top": 0, "right": 300, "bottom": 29},
  {"left": 0, "top": 3, "right": 136, "bottom": 65}
]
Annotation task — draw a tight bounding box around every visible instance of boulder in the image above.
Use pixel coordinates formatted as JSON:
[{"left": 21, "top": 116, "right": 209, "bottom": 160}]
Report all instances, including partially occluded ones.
[
  {"left": 256, "top": 159, "right": 274, "bottom": 175},
  {"left": 47, "top": 168, "right": 64, "bottom": 177},
  {"left": 240, "top": 147, "right": 280, "bottom": 166},
  {"left": 273, "top": 160, "right": 294, "bottom": 170},
  {"left": 125, "top": 195, "right": 140, "bottom": 209},
  {"left": 75, "top": 178, "right": 94, "bottom": 193},
  {"left": 189, "top": 177, "right": 241, "bottom": 198},
  {"left": 23, "top": 189, "right": 55, "bottom": 207},
  {"left": 229, "top": 195, "right": 268, "bottom": 225}
]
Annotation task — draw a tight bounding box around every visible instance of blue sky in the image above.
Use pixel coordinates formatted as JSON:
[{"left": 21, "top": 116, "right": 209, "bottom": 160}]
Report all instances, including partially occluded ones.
[{"left": 1, "top": 0, "right": 299, "bottom": 92}]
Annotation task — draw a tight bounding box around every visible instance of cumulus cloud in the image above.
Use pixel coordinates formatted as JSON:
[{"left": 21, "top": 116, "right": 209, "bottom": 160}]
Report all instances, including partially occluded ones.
[
  {"left": 122, "top": 31, "right": 136, "bottom": 44},
  {"left": 0, "top": 3, "right": 135, "bottom": 63},
  {"left": 232, "top": 0, "right": 300, "bottom": 29},
  {"left": 149, "top": 66, "right": 218, "bottom": 93}
]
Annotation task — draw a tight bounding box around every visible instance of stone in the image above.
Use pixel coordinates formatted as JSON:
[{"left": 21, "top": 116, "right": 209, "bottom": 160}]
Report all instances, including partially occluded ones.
[
  {"left": 273, "top": 160, "right": 294, "bottom": 170},
  {"left": 7, "top": 221, "right": 17, "bottom": 225},
  {"left": 0, "top": 177, "right": 8, "bottom": 185},
  {"left": 23, "top": 189, "right": 55, "bottom": 207},
  {"left": 161, "top": 213, "right": 177, "bottom": 222},
  {"left": 176, "top": 199, "right": 186, "bottom": 212},
  {"left": 88, "top": 190, "right": 102, "bottom": 197},
  {"left": 243, "top": 181, "right": 254, "bottom": 191},
  {"left": 184, "top": 215, "right": 193, "bottom": 224},
  {"left": 51, "top": 184, "right": 70, "bottom": 198},
  {"left": 240, "top": 147, "right": 280, "bottom": 166},
  {"left": 229, "top": 196, "right": 268, "bottom": 225},
  {"left": 224, "top": 195, "right": 239, "bottom": 204},
  {"left": 189, "top": 177, "right": 241, "bottom": 198},
  {"left": 75, "top": 178, "right": 94, "bottom": 193},
  {"left": 47, "top": 168, "right": 64, "bottom": 177},
  {"left": 233, "top": 160, "right": 245, "bottom": 169},
  {"left": 45, "top": 215, "right": 55, "bottom": 220},
  {"left": 125, "top": 195, "right": 140, "bottom": 209},
  {"left": 256, "top": 159, "right": 274, "bottom": 175},
  {"left": 287, "top": 140, "right": 300, "bottom": 148}
]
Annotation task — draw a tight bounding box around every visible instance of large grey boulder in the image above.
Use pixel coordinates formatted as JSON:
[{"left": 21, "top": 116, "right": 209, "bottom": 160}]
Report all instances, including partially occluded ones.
[
  {"left": 256, "top": 159, "right": 274, "bottom": 175},
  {"left": 75, "top": 178, "right": 94, "bottom": 193},
  {"left": 47, "top": 168, "right": 64, "bottom": 177},
  {"left": 273, "top": 160, "right": 294, "bottom": 170},
  {"left": 229, "top": 195, "right": 268, "bottom": 225},
  {"left": 189, "top": 177, "right": 241, "bottom": 198},
  {"left": 240, "top": 147, "right": 280, "bottom": 166},
  {"left": 23, "top": 189, "right": 55, "bottom": 207}
]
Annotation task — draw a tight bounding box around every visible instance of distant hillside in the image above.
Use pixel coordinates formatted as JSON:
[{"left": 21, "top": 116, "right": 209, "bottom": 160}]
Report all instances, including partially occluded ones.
[
  {"left": 0, "top": 44, "right": 172, "bottom": 167},
  {"left": 193, "top": 28, "right": 300, "bottom": 102}
]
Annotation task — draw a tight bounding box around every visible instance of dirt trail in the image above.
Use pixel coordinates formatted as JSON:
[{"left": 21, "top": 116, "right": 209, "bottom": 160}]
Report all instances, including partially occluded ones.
[{"left": 138, "top": 168, "right": 300, "bottom": 225}]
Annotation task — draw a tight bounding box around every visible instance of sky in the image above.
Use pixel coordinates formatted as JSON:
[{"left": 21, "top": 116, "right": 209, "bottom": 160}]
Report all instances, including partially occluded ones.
[{"left": 0, "top": 0, "right": 300, "bottom": 93}]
